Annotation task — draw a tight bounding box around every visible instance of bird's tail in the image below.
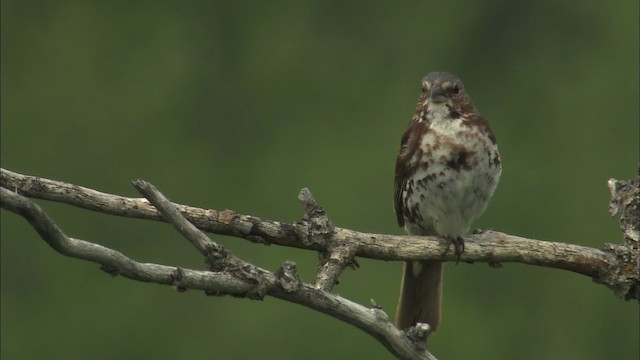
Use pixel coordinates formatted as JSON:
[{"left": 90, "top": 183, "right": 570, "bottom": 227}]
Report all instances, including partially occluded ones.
[{"left": 395, "top": 260, "right": 443, "bottom": 333}]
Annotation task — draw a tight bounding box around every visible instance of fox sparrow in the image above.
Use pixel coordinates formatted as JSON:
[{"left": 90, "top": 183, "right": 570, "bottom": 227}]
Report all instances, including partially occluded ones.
[{"left": 394, "top": 72, "right": 501, "bottom": 334}]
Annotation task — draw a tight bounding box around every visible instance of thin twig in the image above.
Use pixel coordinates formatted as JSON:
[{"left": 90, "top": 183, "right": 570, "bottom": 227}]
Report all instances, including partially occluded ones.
[{"left": 132, "top": 179, "right": 216, "bottom": 255}]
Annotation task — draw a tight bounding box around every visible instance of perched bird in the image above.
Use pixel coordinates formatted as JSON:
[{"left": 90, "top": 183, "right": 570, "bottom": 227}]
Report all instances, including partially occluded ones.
[{"left": 394, "top": 72, "right": 501, "bottom": 335}]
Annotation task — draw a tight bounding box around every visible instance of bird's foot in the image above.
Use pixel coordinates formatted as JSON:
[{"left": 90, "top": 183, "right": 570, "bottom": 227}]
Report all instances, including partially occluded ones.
[{"left": 442, "top": 236, "right": 465, "bottom": 264}]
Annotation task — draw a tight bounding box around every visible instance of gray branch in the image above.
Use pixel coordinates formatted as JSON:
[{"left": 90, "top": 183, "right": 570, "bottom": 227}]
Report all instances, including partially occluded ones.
[
  {"left": 2, "top": 167, "right": 637, "bottom": 299},
  {"left": 1, "top": 167, "right": 639, "bottom": 359},
  {"left": 1, "top": 176, "right": 436, "bottom": 360}
]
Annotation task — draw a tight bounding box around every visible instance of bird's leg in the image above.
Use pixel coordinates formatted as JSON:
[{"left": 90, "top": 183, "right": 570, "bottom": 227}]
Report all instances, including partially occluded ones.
[
  {"left": 441, "top": 236, "right": 465, "bottom": 264},
  {"left": 452, "top": 236, "right": 465, "bottom": 263}
]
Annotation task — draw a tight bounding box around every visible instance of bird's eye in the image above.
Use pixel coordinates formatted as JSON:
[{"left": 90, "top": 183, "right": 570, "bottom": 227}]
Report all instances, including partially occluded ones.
[{"left": 452, "top": 84, "right": 462, "bottom": 95}]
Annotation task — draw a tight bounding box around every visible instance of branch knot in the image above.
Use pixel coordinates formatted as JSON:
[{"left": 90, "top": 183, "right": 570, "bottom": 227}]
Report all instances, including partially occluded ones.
[
  {"left": 275, "top": 260, "right": 302, "bottom": 292},
  {"left": 296, "top": 188, "right": 335, "bottom": 246}
]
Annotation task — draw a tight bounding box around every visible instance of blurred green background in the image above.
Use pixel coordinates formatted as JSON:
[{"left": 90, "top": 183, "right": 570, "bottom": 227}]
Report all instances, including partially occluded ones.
[{"left": 2, "top": 1, "right": 638, "bottom": 359}]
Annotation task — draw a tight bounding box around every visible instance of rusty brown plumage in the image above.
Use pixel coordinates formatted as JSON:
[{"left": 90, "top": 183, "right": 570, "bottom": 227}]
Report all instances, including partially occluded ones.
[{"left": 394, "top": 72, "right": 501, "bottom": 337}]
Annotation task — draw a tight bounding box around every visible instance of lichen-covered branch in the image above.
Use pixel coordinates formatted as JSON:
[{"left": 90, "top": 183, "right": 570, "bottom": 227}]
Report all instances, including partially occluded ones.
[
  {"left": 0, "top": 187, "right": 254, "bottom": 294},
  {"left": 1, "top": 168, "right": 638, "bottom": 359},
  {"left": 607, "top": 172, "right": 640, "bottom": 300},
  {"left": 0, "top": 185, "right": 436, "bottom": 360},
  {"left": 297, "top": 187, "right": 358, "bottom": 291},
  {"left": 2, "top": 167, "right": 637, "bottom": 300}
]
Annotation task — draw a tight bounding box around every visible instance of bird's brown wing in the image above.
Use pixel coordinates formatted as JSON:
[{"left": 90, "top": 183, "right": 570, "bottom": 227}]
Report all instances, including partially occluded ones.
[
  {"left": 394, "top": 159, "right": 407, "bottom": 227},
  {"left": 394, "top": 120, "right": 426, "bottom": 227}
]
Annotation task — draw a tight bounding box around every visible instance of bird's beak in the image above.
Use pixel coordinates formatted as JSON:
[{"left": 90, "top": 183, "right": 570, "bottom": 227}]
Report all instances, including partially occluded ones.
[{"left": 429, "top": 86, "right": 449, "bottom": 103}]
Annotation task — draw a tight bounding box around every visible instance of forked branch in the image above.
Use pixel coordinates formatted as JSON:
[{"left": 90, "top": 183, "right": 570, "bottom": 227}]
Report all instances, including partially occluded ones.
[{"left": 1, "top": 167, "right": 638, "bottom": 359}]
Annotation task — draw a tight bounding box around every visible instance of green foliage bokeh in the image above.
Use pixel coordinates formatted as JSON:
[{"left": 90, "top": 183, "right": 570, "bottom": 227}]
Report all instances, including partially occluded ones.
[{"left": 1, "top": 1, "right": 638, "bottom": 359}]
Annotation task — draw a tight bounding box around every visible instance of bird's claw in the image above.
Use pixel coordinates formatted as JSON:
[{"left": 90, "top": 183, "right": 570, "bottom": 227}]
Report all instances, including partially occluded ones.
[
  {"left": 442, "top": 236, "right": 465, "bottom": 264},
  {"left": 452, "top": 236, "right": 465, "bottom": 263}
]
